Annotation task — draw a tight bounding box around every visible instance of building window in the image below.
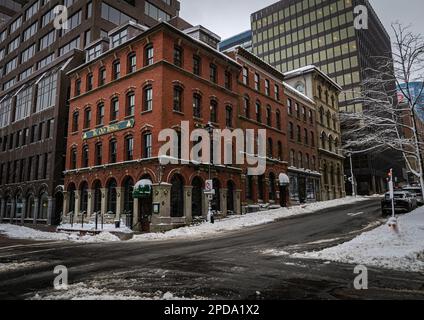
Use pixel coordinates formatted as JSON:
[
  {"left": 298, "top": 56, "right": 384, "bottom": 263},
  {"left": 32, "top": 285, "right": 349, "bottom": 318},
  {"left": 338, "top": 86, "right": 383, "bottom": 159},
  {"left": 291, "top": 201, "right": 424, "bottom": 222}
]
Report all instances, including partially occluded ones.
[
  {"left": 210, "top": 64, "right": 217, "bottom": 83},
  {"left": 276, "top": 110, "right": 281, "bottom": 130},
  {"left": 266, "top": 106, "right": 272, "bottom": 126},
  {"left": 97, "top": 103, "right": 104, "bottom": 125},
  {"left": 254, "top": 73, "right": 260, "bottom": 91},
  {"left": 193, "top": 55, "right": 201, "bottom": 76},
  {"left": 297, "top": 125, "right": 301, "bottom": 142},
  {"left": 143, "top": 86, "right": 153, "bottom": 112},
  {"left": 95, "top": 143, "right": 102, "bottom": 166},
  {"left": 86, "top": 73, "right": 93, "bottom": 91},
  {"left": 244, "top": 97, "right": 250, "bottom": 118},
  {"left": 84, "top": 108, "right": 91, "bottom": 129},
  {"left": 143, "top": 132, "right": 152, "bottom": 158},
  {"left": 75, "top": 79, "right": 81, "bottom": 96},
  {"left": 128, "top": 53, "right": 137, "bottom": 73},
  {"left": 289, "top": 122, "right": 294, "bottom": 140},
  {"left": 309, "top": 110, "right": 313, "bottom": 124},
  {"left": 210, "top": 100, "right": 218, "bottom": 123},
  {"left": 112, "top": 60, "right": 121, "bottom": 80},
  {"left": 265, "top": 79, "right": 270, "bottom": 96},
  {"left": 304, "top": 129, "right": 308, "bottom": 145},
  {"left": 145, "top": 44, "right": 154, "bottom": 66},
  {"left": 267, "top": 138, "right": 273, "bottom": 158},
  {"left": 287, "top": 98, "right": 292, "bottom": 115},
  {"left": 126, "top": 92, "right": 135, "bottom": 116},
  {"left": 110, "top": 98, "right": 119, "bottom": 122},
  {"left": 225, "top": 106, "right": 233, "bottom": 127},
  {"left": 70, "top": 148, "right": 77, "bottom": 169},
  {"left": 109, "top": 139, "right": 117, "bottom": 163},
  {"left": 275, "top": 84, "right": 280, "bottom": 101},
  {"left": 72, "top": 112, "right": 79, "bottom": 132},
  {"left": 82, "top": 145, "right": 89, "bottom": 167},
  {"left": 173, "top": 86, "right": 183, "bottom": 112},
  {"left": 255, "top": 102, "right": 261, "bottom": 123},
  {"left": 311, "top": 132, "right": 315, "bottom": 147},
  {"left": 99, "top": 67, "right": 106, "bottom": 86},
  {"left": 277, "top": 141, "right": 283, "bottom": 160},
  {"left": 125, "top": 136, "right": 134, "bottom": 161},
  {"left": 225, "top": 71, "right": 232, "bottom": 90},
  {"left": 193, "top": 94, "right": 202, "bottom": 118},
  {"left": 174, "top": 45, "right": 183, "bottom": 67},
  {"left": 242, "top": 67, "right": 249, "bottom": 85}
]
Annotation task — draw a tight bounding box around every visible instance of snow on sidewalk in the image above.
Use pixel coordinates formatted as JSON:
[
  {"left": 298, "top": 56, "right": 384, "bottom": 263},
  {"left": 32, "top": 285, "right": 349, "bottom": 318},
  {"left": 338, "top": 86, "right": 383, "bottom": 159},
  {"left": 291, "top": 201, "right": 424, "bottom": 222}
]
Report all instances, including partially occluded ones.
[
  {"left": 292, "top": 207, "right": 424, "bottom": 272},
  {"left": 0, "top": 224, "right": 121, "bottom": 243},
  {"left": 132, "top": 196, "right": 374, "bottom": 242}
]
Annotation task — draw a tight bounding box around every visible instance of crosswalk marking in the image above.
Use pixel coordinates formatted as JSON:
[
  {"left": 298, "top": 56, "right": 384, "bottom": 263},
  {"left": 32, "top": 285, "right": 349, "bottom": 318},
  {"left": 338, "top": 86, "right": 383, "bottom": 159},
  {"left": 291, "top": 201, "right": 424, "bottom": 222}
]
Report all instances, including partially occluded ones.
[{"left": 347, "top": 212, "right": 364, "bottom": 217}]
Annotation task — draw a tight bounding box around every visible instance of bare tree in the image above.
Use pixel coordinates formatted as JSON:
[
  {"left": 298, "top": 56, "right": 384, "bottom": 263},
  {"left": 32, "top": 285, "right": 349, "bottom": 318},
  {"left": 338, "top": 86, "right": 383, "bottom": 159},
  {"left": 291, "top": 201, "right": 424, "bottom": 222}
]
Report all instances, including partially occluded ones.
[{"left": 341, "top": 23, "right": 424, "bottom": 194}]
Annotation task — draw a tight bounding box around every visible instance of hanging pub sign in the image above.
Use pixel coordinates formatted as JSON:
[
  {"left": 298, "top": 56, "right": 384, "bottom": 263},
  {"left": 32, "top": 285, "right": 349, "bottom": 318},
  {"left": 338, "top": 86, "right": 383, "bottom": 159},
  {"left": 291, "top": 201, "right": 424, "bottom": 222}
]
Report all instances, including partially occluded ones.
[
  {"left": 133, "top": 179, "right": 153, "bottom": 199},
  {"left": 83, "top": 119, "right": 135, "bottom": 140}
]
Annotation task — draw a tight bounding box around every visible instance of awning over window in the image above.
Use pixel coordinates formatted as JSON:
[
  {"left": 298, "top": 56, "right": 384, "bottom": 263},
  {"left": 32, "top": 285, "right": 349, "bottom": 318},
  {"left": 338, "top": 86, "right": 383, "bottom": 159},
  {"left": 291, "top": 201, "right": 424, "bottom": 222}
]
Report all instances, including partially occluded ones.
[
  {"left": 279, "top": 173, "right": 290, "bottom": 186},
  {"left": 133, "top": 179, "right": 153, "bottom": 198}
]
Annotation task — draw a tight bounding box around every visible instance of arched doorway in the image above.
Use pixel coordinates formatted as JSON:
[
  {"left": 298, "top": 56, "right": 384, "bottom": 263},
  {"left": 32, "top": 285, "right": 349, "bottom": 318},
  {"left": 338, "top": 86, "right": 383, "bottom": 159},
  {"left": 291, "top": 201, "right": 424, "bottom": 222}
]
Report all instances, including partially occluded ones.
[
  {"left": 170, "top": 174, "right": 184, "bottom": 217},
  {"left": 227, "top": 181, "right": 235, "bottom": 213},
  {"left": 80, "top": 182, "right": 89, "bottom": 213},
  {"left": 212, "top": 178, "right": 221, "bottom": 212},
  {"left": 39, "top": 192, "right": 49, "bottom": 221},
  {"left": 137, "top": 174, "right": 153, "bottom": 231},
  {"left": 106, "top": 178, "right": 118, "bottom": 215},
  {"left": 123, "top": 176, "right": 134, "bottom": 215},
  {"left": 93, "top": 181, "right": 102, "bottom": 213},
  {"left": 26, "top": 195, "right": 35, "bottom": 220},
  {"left": 192, "top": 177, "right": 203, "bottom": 217}
]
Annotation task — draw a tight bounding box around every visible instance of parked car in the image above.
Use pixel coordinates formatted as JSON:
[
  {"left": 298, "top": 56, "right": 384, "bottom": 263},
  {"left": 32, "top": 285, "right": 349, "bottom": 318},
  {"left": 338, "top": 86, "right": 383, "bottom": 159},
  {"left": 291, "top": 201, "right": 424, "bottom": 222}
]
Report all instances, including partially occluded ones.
[
  {"left": 381, "top": 191, "right": 418, "bottom": 216},
  {"left": 402, "top": 186, "right": 424, "bottom": 206}
]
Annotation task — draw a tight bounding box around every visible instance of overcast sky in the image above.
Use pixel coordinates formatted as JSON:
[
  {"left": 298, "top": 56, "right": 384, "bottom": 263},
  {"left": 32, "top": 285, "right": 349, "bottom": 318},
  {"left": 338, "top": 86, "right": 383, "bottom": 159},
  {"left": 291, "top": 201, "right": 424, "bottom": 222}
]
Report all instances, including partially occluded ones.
[{"left": 180, "top": 0, "right": 423, "bottom": 41}]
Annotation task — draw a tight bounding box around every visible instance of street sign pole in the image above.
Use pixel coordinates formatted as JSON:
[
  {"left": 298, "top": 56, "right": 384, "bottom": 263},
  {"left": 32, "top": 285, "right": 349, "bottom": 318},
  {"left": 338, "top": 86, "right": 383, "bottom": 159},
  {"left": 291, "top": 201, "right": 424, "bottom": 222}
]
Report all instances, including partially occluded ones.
[{"left": 389, "top": 168, "right": 395, "bottom": 218}]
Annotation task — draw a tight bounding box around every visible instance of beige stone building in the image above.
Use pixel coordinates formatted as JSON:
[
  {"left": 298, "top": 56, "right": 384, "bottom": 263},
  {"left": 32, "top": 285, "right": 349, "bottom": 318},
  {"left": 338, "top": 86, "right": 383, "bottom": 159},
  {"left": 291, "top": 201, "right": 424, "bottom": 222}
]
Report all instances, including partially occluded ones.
[{"left": 284, "top": 66, "right": 346, "bottom": 200}]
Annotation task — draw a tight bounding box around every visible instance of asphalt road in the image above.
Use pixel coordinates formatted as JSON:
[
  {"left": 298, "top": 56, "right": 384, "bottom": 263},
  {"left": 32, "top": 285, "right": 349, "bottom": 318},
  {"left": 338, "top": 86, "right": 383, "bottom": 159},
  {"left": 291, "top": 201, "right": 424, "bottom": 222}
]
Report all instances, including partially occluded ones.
[{"left": 0, "top": 198, "right": 423, "bottom": 300}]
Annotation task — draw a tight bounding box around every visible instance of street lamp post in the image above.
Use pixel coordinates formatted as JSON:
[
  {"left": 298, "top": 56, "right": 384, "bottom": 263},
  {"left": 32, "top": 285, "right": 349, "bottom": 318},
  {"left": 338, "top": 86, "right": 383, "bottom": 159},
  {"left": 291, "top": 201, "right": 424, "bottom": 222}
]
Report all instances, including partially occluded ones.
[
  {"left": 205, "top": 122, "right": 215, "bottom": 223},
  {"left": 348, "top": 152, "right": 356, "bottom": 197}
]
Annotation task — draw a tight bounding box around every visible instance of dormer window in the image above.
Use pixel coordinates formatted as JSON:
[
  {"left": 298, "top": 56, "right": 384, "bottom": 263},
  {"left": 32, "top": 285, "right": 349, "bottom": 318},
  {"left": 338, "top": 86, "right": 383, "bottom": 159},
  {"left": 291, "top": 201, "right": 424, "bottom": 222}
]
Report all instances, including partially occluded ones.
[{"left": 111, "top": 29, "right": 128, "bottom": 48}]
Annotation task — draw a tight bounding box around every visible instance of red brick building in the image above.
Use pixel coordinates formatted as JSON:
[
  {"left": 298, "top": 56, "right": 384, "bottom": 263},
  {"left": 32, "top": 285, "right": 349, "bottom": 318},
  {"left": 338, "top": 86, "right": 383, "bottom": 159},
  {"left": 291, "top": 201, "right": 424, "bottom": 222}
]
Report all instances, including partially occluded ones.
[{"left": 63, "top": 21, "right": 319, "bottom": 231}]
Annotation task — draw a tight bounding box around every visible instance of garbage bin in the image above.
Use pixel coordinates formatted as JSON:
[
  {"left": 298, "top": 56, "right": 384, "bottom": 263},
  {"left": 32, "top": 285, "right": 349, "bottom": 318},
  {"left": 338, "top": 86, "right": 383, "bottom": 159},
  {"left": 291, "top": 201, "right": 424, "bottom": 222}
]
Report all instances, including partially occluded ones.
[{"left": 115, "top": 220, "right": 121, "bottom": 228}]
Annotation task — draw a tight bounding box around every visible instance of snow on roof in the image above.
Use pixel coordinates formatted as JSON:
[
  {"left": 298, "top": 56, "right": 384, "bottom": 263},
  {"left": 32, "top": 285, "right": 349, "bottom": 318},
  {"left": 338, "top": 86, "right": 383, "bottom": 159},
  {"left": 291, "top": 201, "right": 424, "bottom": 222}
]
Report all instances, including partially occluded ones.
[
  {"left": 284, "top": 65, "right": 343, "bottom": 91},
  {"left": 283, "top": 82, "right": 316, "bottom": 105}
]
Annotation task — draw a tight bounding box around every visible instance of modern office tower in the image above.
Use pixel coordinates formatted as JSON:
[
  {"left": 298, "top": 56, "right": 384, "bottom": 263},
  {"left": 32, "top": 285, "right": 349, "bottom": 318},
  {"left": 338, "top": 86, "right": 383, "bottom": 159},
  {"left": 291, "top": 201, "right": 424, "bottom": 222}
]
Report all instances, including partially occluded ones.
[
  {"left": 0, "top": 0, "right": 27, "bottom": 25},
  {"left": 251, "top": 0, "right": 400, "bottom": 195},
  {"left": 219, "top": 30, "right": 253, "bottom": 52},
  {"left": 0, "top": 0, "right": 180, "bottom": 226}
]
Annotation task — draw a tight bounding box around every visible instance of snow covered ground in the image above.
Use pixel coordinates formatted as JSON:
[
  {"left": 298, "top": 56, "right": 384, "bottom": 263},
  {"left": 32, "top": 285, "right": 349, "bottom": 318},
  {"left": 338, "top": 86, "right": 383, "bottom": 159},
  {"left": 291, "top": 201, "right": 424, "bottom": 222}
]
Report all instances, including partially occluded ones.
[
  {"left": 0, "top": 224, "right": 121, "bottom": 243},
  {"left": 132, "top": 196, "right": 375, "bottom": 241},
  {"left": 292, "top": 207, "right": 424, "bottom": 272},
  {"left": 0, "top": 196, "right": 375, "bottom": 243},
  {"left": 58, "top": 223, "right": 133, "bottom": 234}
]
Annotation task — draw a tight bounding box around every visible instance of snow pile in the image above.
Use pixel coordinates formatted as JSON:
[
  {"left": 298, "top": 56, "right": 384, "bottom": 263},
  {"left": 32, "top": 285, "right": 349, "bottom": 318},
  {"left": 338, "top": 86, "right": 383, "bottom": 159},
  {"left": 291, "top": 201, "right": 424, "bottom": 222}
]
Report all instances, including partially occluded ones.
[
  {"left": 293, "top": 207, "right": 424, "bottom": 272},
  {"left": 0, "top": 224, "right": 120, "bottom": 243},
  {"left": 58, "top": 223, "right": 133, "bottom": 234},
  {"left": 30, "top": 283, "right": 202, "bottom": 300},
  {"left": 132, "top": 196, "right": 374, "bottom": 241}
]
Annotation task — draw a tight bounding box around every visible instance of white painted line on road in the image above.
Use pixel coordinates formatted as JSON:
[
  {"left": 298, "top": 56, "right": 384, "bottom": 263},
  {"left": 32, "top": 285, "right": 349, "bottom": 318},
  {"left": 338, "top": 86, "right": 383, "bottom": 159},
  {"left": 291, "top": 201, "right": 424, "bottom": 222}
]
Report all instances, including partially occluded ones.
[{"left": 347, "top": 212, "right": 364, "bottom": 217}]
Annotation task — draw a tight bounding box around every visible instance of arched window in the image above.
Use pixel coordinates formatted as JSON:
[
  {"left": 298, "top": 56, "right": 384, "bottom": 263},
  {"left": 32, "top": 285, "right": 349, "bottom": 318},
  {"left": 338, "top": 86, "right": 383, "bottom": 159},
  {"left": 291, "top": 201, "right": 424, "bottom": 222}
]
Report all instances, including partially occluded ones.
[
  {"left": 210, "top": 100, "right": 218, "bottom": 123},
  {"left": 70, "top": 147, "right": 77, "bottom": 169},
  {"left": 72, "top": 111, "right": 79, "bottom": 132},
  {"left": 327, "top": 111, "right": 332, "bottom": 129},
  {"left": 109, "top": 139, "right": 117, "bottom": 163},
  {"left": 125, "top": 135, "right": 134, "bottom": 161},
  {"left": 298, "top": 152, "right": 303, "bottom": 168},
  {"left": 325, "top": 90, "right": 329, "bottom": 104},
  {"left": 321, "top": 132, "right": 327, "bottom": 149},
  {"left": 297, "top": 125, "right": 301, "bottom": 142},
  {"left": 318, "top": 86, "right": 322, "bottom": 100},
  {"left": 256, "top": 102, "right": 261, "bottom": 123},
  {"left": 84, "top": 108, "right": 91, "bottom": 129},
  {"left": 112, "top": 59, "right": 121, "bottom": 80},
  {"left": 277, "top": 141, "right": 283, "bottom": 160},
  {"left": 267, "top": 137, "right": 273, "bottom": 158},
  {"left": 266, "top": 105, "right": 272, "bottom": 126},
  {"left": 304, "top": 128, "right": 308, "bottom": 145},
  {"left": 110, "top": 97, "right": 119, "bottom": 121},
  {"left": 173, "top": 86, "right": 183, "bottom": 112},
  {"left": 145, "top": 44, "right": 154, "bottom": 66},
  {"left": 193, "top": 93, "right": 202, "bottom": 118},
  {"left": 333, "top": 115, "right": 337, "bottom": 130},
  {"left": 329, "top": 135, "right": 334, "bottom": 152},
  {"left": 143, "top": 131, "right": 152, "bottom": 159},
  {"left": 86, "top": 73, "right": 93, "bottom": 91},
  {"left": 126, "top": 92, "right": 135, "bottom": 116},
  {"left": 82, "top": 145, "right": 89, "bottom": 167},
  {"left": 225, "top": 106, "right": 233, "bottom": 127},
  {"left": 170, "top": 174, "right": 184, "bottom": 217},
  {"left": 39, "top": 192, "right": 49, "bottom": 220},
  {"left": 96, "top": 102, "right": 104, "bottom": 125},
  {"left": 143, "top": 85, "right": 153, "bottom": 112},
  {"left": 107, "top": 179, "right": 117, "bottom": 214},
  {"left": 319, "top": 107, "right": 324, "bottom": 124},
  {"left": 95, "top": 142, "right": 102, "bottom": 166},
  {"left": 311, "top": 131, "right": 315, "bottom": 147},
  {"left": 128, "top": 52, "right": 137, "bottom": 73},
  {"left": 276, "top": 109, "right": 281, "bottom": 130},
  {"left": 244, "top": 97, "right": 250, "bottom": 118}
]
